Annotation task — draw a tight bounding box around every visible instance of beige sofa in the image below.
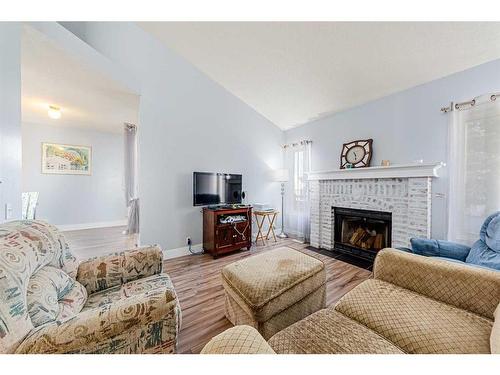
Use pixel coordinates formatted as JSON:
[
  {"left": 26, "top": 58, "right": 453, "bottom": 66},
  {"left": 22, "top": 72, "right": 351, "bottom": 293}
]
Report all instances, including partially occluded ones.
[
  {"left": 202, "top": 248, "right": 500, "bottom": 354},
  {"left": 0, "top": 220, "right": 181, "bottom": 354}
]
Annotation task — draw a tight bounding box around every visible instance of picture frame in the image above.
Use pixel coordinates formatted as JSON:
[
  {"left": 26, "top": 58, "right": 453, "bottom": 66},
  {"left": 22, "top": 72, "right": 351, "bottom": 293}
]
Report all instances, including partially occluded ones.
[{"left": 41, "top": 143, "right": 92, "bottom": 175}]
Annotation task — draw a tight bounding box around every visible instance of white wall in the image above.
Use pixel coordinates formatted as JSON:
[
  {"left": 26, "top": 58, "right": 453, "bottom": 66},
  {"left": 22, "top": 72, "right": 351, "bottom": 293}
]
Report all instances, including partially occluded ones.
[
  {"left": 0, "top": 23, "right": 22, "bottom": 222},
  {"left": 69, "top": 23, "right": 284, "bottom": 252},
  {"left": 22, "top": 122, "right": 126, "bottom": 228},
  {"left": 285, "top": 58, "right": 500, "bottom": 240}
]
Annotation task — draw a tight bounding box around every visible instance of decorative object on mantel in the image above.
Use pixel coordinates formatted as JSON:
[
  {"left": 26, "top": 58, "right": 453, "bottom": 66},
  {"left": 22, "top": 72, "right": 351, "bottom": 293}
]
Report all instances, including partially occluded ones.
[
  {"left": 340, "top": 139, "right": 373, "bottom": 169},
  {"left": 381, "top": 160, "right": 390, "bottom": 167}
]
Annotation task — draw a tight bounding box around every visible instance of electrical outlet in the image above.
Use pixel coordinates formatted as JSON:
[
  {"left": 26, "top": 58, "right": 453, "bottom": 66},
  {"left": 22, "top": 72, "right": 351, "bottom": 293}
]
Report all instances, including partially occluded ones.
[{"left": 186, "top": 237, "right": 191, "bottom": 246}]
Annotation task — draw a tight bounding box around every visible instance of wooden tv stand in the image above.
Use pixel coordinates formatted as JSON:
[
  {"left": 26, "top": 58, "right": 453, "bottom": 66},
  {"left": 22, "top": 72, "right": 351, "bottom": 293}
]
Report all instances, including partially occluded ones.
[{"left": 202, "top": 206, "right": 252, "bottom": 258}]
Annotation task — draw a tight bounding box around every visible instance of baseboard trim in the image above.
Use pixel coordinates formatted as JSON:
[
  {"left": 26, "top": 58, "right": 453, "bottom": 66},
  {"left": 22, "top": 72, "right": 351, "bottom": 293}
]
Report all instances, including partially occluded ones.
[
  {"left": 162, "top": 243, "right": 203, "bottom": 260},
  {"left": 58, "top": 220, "right": 128, "bottom": 232}
]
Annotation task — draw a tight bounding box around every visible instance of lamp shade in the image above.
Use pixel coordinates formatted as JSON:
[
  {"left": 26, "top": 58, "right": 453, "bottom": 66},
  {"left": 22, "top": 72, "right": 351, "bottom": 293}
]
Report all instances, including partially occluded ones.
[{"left": 273, "top": 168, "right": 289, "bottom": 182}]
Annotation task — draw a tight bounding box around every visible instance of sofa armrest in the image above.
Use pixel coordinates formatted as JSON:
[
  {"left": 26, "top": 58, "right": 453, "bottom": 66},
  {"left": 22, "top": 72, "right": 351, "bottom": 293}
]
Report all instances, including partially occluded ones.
[
  {"left": 201, "top": 326, "right": 275, "bottom": 354},
  {"left": 410, "top": 238, "right": 470, "bottom": 261},
  {"left": 16, "top": 287, "right": 180, "bottom": 354},
  {"left": 374, "top": 248, "right": 500, "bottom": 320},
  {"left": 76, "top": 245, "right": 163, "bottom": 294}
]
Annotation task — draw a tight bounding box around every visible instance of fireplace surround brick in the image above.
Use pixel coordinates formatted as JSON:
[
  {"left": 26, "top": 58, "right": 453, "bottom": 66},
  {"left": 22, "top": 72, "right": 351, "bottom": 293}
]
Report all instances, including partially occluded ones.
[{"left": 310, "top": 177, "right": 432, "bottom": 250}]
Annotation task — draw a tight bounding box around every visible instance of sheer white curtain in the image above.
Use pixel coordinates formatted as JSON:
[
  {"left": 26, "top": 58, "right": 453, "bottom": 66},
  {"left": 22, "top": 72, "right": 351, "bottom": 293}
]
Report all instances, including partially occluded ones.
[
  {"left": 284, "top": 141, "right": 312, "bottom": 242},
  {"left": 448, "top": 94, "right": 500, "bottom": 245},
  {"left": 124, "top": 123, "right": 139, "bottom": 235}
]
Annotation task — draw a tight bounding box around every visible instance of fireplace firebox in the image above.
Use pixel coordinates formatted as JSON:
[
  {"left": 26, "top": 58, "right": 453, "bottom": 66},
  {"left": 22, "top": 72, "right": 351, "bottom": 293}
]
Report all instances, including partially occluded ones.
[{"left": 333, "top": 207, "right": 392, "bottom": 261}]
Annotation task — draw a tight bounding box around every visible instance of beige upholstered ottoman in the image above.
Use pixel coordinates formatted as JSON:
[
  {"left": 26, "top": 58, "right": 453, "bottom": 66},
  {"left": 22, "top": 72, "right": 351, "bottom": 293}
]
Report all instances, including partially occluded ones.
[{"left": 222, "top": 247, "right": 326, "bottom": 339}]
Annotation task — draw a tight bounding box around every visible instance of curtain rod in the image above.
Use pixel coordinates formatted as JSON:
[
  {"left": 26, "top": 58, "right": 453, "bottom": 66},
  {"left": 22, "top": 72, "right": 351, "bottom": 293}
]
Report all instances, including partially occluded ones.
[
  {"left": 282, "top": 140, "right": 312, "bottom": 148},
  {"left": 440, "top": 93, "right": 499, "bottom": 113}
]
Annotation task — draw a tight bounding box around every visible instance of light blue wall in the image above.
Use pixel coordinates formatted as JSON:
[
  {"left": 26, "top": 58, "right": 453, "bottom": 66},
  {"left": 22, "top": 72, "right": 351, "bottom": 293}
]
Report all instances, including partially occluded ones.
[
  {"left": 74, "top": 23, "right": 284, "bottom": 251},
  {"left": 0, "top": 23, "right": 22, "bottom": 222},
  {"left": 22, "top": 122, "right": 126, "bottom": 227},
  {"left": 46, "top": 22, "right": 500, "bottom": 244},
  {"left": 285, "top": 58, "right": 500, "bottom": 240}
]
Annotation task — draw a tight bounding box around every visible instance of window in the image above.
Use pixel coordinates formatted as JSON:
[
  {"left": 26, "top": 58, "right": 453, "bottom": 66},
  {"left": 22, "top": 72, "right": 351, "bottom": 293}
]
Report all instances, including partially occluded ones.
[
  {"left": 448, "top": 94, "right": 500, "bottom": 244},
  {"left": 283, "top": 141, "right": 312, "bottom": 242},
  {"left": 293, "top": 150, "right": 304, "bottom": 202}
]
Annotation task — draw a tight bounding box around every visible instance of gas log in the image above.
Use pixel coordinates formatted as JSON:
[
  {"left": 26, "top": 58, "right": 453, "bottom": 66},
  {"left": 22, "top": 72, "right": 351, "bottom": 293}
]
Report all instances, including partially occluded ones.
[{"left": 349, "top": 227, "right": 385, "bottom": 250}]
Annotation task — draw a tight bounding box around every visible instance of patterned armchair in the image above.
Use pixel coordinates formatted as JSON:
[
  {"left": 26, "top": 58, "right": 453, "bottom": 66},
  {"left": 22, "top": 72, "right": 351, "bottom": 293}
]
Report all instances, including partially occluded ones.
[{"left": 0, "top": 220, "right": 181, "bottom": 354}]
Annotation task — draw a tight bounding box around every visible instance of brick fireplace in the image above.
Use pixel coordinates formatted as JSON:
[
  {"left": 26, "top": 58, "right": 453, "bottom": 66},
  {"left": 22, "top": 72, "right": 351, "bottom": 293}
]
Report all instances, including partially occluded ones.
[{"left": 307, "top": 163, "right": 443, "bottom": 255}]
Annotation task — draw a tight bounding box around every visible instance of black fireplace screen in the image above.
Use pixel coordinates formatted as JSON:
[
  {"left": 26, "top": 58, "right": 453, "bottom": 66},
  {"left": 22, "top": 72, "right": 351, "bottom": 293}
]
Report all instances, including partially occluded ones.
[{"left": 333, "top": 207, "right": 392, "bottom": 260}]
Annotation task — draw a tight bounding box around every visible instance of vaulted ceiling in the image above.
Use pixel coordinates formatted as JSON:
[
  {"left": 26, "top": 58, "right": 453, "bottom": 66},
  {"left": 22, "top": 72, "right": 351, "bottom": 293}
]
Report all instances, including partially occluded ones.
[
  {"left": 140, "top": 22, "right": 500, "bottom": 130},
  {"left": 22, "top": 25, "right": 139, "bottom": 133}
]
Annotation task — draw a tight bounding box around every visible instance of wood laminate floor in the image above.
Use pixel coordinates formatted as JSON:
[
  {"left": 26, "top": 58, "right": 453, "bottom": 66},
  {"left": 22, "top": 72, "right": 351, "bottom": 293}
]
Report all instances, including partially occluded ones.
[
  {"left": 67, "top": 226, "right": 138, "bottom": 260},
  {"left": 66, "top": 226, "right": 372, "bottom": 354}
]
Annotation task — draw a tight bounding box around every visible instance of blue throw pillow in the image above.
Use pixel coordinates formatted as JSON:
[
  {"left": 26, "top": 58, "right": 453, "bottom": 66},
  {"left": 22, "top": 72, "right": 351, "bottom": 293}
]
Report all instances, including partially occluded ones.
[
  {"left": 482, "top": 212, "right": 500, "bottom": 252},
  {"left": 465, "top": 212, "right": 500, "bottom": 271},
  {"left": 466, "top": 240, "right": 500, "bottom": 270},
  {"left": 410, "top": 238, "right": 470, "bottom": 261}
]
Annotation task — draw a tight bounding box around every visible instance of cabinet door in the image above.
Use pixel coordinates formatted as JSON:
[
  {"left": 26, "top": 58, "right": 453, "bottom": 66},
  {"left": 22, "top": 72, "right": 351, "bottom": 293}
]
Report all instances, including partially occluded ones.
[
  {"left": 233, "top": 222, "right": 250, "bottom": 246},
  {"left": 216, "top": 226, "right": 234, "bottom": 250}
]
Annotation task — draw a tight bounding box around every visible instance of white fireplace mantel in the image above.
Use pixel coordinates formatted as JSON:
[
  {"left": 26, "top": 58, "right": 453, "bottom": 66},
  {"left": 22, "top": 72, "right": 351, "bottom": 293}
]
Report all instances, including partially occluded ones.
[{"left": 306, "top": 162, "right": 445, "bottom": 181}]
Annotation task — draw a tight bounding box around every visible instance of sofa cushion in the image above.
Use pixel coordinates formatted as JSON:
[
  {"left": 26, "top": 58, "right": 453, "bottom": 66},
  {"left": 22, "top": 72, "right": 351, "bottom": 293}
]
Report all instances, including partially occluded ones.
[
  {"left": 0, "top": 221, "right": 78, "bottom": 353},
  {"left": 334, "top": 279, "right": 493, "bottom": 354},
  {"left": 56, "top": 280, "right": 87, "bottom": 322},
  {"left": 84, "top": 286, "right": 123, "bottom": 310},
  {"left": 492, "top": 304, "right": 500, "bottom": 354},
  {"left": 83, "top": 274, "right": 177, "bottom": 312},
  {"left": 221, "top": 248, "right": 325, "bottom": 321},
  {"left": 268, "top": 307, "right": 403, "bottom": 354},
  {"left": 76, "top": 246, "right": 163, "bottom": 295},
  {"left": 431, "top": 256, "right": 497, "bottom": 271},
  {"left": 201, "top": 325, "right": 275, "bottom": 354},
  {"left": 27, "top": 266, "right": 87, "bottom": 326}
]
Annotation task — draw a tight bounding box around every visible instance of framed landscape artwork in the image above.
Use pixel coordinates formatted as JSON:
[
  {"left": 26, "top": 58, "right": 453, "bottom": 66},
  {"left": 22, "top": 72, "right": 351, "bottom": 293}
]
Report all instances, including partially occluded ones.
[{"left": 41, "top": 143, "right": 92, "bottom": 175}]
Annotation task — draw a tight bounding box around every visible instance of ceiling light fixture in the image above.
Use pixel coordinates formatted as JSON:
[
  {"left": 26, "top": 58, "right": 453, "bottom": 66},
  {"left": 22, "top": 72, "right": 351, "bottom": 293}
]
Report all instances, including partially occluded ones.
[{"left": 48, "top": 105, "right": 61, "bottom": 120}]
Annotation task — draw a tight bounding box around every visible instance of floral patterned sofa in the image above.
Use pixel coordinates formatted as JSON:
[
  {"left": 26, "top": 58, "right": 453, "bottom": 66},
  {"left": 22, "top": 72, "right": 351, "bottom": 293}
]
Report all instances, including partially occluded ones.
[{"left": 0, "top": 220, "right": 181, "bottom": 354}]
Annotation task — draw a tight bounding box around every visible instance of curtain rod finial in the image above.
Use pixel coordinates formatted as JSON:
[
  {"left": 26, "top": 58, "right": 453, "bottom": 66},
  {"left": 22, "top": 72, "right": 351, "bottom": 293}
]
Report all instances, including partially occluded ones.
[{"left": 440, "top": 102, "right": 453, "bottom": 113}]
